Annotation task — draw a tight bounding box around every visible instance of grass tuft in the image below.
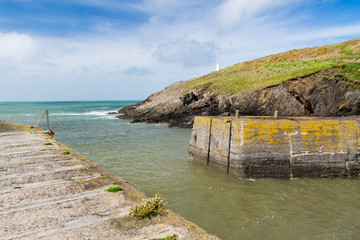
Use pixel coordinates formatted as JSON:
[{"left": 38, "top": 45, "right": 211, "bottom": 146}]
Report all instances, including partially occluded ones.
[
  {"left": 61, "top": 151, "right": 70, "bottom": 155},
  {"left": 151, "top": 234, "right": 178, "bottom": 240},
  {"left": 106, "top": 186, "right": 123, "bottom": 192},
  {"left": 129, "top": 194, "right": 167, "bottom": 219}
]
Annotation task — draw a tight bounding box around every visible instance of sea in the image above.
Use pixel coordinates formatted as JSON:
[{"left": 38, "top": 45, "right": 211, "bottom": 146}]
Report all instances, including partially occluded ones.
[{"left": 0, "top": 101, "right": 359, "bottom": 240}]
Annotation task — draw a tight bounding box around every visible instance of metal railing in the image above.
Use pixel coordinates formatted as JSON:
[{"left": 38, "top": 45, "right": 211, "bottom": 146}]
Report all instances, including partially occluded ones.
[{"left": 32, "top": 110, "right": 54, "bottom": 136}]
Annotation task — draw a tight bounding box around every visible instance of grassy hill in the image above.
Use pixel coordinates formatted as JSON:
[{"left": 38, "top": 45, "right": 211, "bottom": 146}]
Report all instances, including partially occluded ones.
[
  {"left": 119, "top": 38, "right": 360, "bottom": 128},
  {"left": 186, "top": 38, "right": 360, "bottom": 95}
]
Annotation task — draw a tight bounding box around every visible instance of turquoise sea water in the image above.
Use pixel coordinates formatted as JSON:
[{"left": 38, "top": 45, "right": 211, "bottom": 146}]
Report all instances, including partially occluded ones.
[{"left": 1, "top": 101, "right": 359, "bottom": 240}]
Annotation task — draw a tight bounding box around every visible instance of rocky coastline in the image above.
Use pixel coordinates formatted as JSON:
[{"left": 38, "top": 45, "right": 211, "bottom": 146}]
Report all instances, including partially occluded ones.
[
  {"left": 115, "top": 68, "right": 360, "bottom": 128},
  {"left": 113, "top": 39, "right": 360, "bottom": 128}
]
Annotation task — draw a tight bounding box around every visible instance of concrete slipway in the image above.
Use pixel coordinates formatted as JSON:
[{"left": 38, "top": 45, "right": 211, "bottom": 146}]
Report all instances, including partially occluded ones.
[{"left": 0, "top": 121, "right": 218, "bottom": 240}]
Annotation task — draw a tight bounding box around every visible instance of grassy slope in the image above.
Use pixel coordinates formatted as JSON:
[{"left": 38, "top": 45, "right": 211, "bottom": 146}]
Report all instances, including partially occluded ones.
[{"left": 186, "top": 38, "right": 360, "bottom": 95}]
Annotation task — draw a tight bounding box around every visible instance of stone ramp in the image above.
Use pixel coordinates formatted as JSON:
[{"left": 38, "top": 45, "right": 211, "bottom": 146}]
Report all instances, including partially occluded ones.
[{"left": 0, "top": 121, "right": 219, "bottom": 240}]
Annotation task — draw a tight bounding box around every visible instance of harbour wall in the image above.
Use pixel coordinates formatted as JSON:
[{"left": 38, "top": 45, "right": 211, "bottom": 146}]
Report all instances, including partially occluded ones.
[
  {"left": 0, "top": 121, "right": 219, "bottom": 239},
  {"left": 188, "top": 116, "right": 360, "bottom": 178}
]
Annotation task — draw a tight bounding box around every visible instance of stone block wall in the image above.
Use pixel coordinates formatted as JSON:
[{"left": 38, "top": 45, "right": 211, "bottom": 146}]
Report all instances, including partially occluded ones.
[{"left": 188, "top": 116, "right": 360, "bottom": 178}]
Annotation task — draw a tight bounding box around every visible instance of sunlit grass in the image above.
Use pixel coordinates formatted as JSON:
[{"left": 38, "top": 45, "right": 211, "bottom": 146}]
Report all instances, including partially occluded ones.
[{"left": 185, "top": 38, "right": 360, "bottom": 95}]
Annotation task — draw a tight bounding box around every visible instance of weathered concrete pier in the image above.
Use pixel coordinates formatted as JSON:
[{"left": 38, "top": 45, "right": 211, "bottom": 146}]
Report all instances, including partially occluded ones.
[
  {"left": 0, "top": 121, "right": 218, "bottom": 240},
  {"left": 189, "top": 116, "right": 360, "bottom": 179}
]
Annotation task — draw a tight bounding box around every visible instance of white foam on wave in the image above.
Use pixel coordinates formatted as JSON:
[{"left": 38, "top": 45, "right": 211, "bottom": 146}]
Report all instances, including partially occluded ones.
[
  {"left": 246, "top": 178, "right": 257, "bottom": 182},
  {"left": 51, "top": 110, "right": 117, "bottom": 117},
  {"left": 51, "top": 113, "right": 83, "bottom": 116},
  {"left": 83, "top": 111, "right": 109, "bottom": 116},
  {"left": 98, "top": 115, "right": 117, "bottom": 119}
]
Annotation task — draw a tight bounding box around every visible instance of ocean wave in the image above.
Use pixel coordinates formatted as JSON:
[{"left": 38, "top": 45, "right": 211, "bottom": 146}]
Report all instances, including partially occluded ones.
[
  {"left": 51, "top": 113, "right": 84, "bottom": 116},
  {"left": 51, "top": 110, "right": 116, "bottom": 117},
  {"left": 98, "top": 115, "right": 117, "bottom": 119},
  {"left": 83, "top": 111, "right": 110, "bottom": 116}
]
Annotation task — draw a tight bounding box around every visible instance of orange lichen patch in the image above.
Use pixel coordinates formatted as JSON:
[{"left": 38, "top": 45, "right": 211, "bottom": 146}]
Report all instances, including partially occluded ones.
[
  {"left": 299, "top": 120, "right": 340, "bottom": 152},
  {"left": 240, "top": 120, "right": 296, "bottom": 147},
  {"left": 298, "top": 120, "right": 358, "bottom": 152},
  {"left": 195, "top": 116, "right": 360, "bottom": 154},
  {"left": 192, "top": 116, "right": 211, "bottom": 129},
  {"left": 339, "top": 103, "right": 350, "bottom": 110},
  {"left": 337, "top": 120, "right": 359, "bottom": 150}
]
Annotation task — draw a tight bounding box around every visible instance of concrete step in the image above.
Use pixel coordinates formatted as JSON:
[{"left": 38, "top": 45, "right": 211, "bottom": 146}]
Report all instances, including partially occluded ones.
[
  {"left": 0, "top": 159, "right": 78, "bottom": 176},
  {"left": 0, "top": 189, "right": 127, "bottom": 236},
  {"left": 0, "top": 155, "right": 73, "bottom": 168},
  {"left": 0, "top": 165, "right": 84, "bottom": 187}
]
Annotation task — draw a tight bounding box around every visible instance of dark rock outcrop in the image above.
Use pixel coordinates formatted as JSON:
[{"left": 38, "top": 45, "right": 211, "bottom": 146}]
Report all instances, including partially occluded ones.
[{"left": 117, "top": 69, "right": 360, "bottom": 128}]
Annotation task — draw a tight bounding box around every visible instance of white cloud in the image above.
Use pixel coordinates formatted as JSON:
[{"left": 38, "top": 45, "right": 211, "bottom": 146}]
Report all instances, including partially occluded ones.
[
  {"left": 125, "top": 67, "right": 152, "bottom": 76},
  {"left": 0, "top": 32, "right": 36, "bottom": 63},
  {"left": 153, "top": 38, "right": 216, "bottom": 67},
  {"left": 287, "top": 23, "right": 360, "bottom": 42},
  {"left": 1, "top": 0, "right": 360, "bottom": 101},
  {"left": 215, "top": 0, "right": 297, "bottom": 30}
]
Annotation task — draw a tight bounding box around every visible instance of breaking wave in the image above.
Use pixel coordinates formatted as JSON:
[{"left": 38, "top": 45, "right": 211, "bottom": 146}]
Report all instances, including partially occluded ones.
[{"left": 51, "top": 110, "right": 117, "bottom": 118}]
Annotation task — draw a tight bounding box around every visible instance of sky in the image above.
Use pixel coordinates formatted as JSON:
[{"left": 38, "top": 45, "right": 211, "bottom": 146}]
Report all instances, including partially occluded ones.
[{"left": 0, "top": 0, "right": 359, "bottom": 101}]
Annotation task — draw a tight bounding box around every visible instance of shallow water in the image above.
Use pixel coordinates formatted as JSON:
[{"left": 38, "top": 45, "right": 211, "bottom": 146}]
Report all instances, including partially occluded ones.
[{"left": 1, "top": 101, "right": 359, "bottom": 240}]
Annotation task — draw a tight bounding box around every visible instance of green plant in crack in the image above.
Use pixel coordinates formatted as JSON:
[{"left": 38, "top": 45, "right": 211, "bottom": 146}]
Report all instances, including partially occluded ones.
[
  {"left": 151, "top": 234, "right": 178, "bottom": 240},
  {"left": 106, "top": 186, "right": 123, "bottom": 192},
  {"left": 129, "top": 194, "right": 167, "bottom": 219}
]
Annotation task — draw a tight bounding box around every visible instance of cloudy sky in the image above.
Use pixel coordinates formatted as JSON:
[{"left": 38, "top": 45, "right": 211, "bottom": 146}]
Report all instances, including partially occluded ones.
[{"left": 0, "top": 0, "right": 359, "bottom": 101}]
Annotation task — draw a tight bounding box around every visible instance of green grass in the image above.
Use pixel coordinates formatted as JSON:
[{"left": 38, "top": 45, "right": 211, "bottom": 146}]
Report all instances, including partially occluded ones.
[
  {"left": 61, "top": 151, "right": 70, "bottom": 155},
  {"left": 151, "top": 235, "right": 178, "bottom": 240},
  {"left": 44, "top": 142, "right": 53, "bottom": 145},
  {"left": 106, "top": 186, "right": 123, "bottom": 192},
  {"left": 337, "top": 62, "right": 360, "bottom": 88},
  {"left": 112, "top": 181, "right": 121, "bottom": 185},
  {"left": 185, "top": 38, "right": 360, "bottom": 95}
]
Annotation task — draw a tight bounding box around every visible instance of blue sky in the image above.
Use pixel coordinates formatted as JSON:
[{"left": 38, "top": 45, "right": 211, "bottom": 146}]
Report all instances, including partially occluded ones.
[{"left": 0, "top": 0, "right": 359, "bottom": 101}]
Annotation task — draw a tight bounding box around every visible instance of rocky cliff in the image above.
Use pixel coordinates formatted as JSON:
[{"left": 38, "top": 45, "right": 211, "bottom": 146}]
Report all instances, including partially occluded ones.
[{"left": 117, "top": 38, "right": 360, "bottom": 128}]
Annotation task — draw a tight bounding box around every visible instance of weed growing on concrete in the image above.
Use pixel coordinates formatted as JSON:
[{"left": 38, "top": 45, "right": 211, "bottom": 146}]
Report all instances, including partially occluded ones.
[
  {"left": 129, "top": 194, "right": 167, "bottom": 219},
  {"left": 113, "top": 181, "right": 121, "bottom": 185},
  {"left": 61, "top": 151, "right": 70, "bottom": 155},
  {"left": 44, "top": 142, "right": 53, "bottom": 145},
  {"left": 151, "top": 234, "right": 178, "bottom": 240},
  {"left": 106, "top": 187, "right": 123, "bottom": 192}
]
